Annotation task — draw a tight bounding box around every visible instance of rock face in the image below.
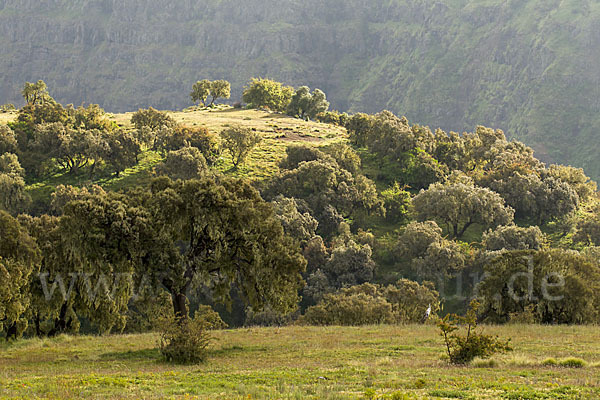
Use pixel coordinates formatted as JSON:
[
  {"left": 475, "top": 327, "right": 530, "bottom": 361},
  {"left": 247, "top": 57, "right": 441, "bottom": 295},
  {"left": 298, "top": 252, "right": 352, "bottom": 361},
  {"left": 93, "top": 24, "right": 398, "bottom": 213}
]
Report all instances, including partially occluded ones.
[{"left": 1, "top": 0, "right": 600, "bottom": 176}]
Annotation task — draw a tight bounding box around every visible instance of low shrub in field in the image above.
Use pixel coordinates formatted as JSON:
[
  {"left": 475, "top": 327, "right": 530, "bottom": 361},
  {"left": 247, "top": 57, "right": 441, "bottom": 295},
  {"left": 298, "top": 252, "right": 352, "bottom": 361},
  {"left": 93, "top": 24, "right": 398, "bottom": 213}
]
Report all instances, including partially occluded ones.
[
  {"left": 158, "top": 315, "right": 212, "bottom": 364},
  {"left": 438, "top": 300, "right": 512, "bottom": 365},
  {"left": 542, "top": 357, "right": 587, "bottom": 368},
  {"left": 157, "top": 306, "right": 225, "bottom": 364},
  {"left": 301, "top": 280, "right": 440, "bottom": 326},
  {"left": 558, "top": 357, "right": 587, "bottom": 368}
]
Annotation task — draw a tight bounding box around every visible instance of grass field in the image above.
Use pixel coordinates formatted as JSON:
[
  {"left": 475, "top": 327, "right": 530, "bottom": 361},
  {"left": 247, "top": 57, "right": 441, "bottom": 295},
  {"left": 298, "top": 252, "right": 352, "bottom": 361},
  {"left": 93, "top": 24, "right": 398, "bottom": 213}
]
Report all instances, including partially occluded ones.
[{"left": 2, "top": 325, "right": 600, "bottom": 399}]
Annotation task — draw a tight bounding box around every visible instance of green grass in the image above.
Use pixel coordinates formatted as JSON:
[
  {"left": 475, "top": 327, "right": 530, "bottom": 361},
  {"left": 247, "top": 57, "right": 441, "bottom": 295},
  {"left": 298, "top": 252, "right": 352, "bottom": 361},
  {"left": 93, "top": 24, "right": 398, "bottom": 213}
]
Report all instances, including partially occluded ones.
[{"left": 2, "top": 325, "right": 600, "bottom": 399}]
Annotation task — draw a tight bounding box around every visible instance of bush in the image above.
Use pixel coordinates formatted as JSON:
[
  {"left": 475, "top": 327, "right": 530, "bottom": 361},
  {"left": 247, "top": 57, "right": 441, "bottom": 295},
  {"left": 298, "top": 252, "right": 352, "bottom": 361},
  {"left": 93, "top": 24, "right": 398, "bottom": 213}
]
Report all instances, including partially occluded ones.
[
  {"left": 315, "top": 110, "right": 348, "bottom": 126},
  {"left": 437, "top": 300, "right": 512, "bottom": 365},
  {"left": 158, "top": 315, "right": 213, "bottom": 364},
  {"left": 244, "top": 306, "right": 296, "bottom": 327},
  {"left": 302, "top": 280, "right": 440, "bottom": 326},
  {"left": 558, "top": 357, "right": 587, "bottom": 368},
  {"left": 302, "top": 291, "right": 394, "bottom": 326}
]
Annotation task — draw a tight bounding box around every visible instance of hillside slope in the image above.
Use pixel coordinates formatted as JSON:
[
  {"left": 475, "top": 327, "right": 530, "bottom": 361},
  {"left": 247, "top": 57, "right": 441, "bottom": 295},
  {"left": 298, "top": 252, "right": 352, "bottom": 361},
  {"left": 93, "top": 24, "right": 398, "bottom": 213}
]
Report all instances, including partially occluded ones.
[{"left": 1, "top": 0, "right": 600, "bottom": 176}]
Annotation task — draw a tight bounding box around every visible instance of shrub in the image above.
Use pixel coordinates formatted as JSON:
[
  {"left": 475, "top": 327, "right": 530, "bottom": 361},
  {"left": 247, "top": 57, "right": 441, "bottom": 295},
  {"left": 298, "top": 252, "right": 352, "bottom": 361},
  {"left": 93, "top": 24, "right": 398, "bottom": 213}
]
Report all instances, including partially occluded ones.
[
  {"left": 381, "top": 182, "right": 411, "bottom": 222},
  {"left": 0, "top": 103, "right": 16, "bottom": 112},
  {"left": 302, "top": 280, "right": 440, "bottom": 326},
  {"left": 158, "top": 315, "right": 213, "bottom": 364},
  {"left": 302, "top": 290, "right": 394, "bottom": 326},
  {"left": 315, "top": 110, "right": 348, "bottom": 126},
  {"left": 558, "top": 357, "right": 587, "bottom": 368},
  {"left": 541, "top": 357, "right": 558, "bottom": 366},
  {"left": 195, "top": 305, "right": 228, "bottom": 330},
  {"left": 437, "top": 300, "right": 512, "bottom": 365},
  {"left": 244, "top": 306, "right": 295, "bottom": 327}
]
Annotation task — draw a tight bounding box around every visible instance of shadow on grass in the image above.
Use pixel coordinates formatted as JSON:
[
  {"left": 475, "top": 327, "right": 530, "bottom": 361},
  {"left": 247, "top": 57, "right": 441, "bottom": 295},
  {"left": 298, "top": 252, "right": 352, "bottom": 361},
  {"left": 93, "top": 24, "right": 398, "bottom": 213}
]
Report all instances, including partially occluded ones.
[{"left": 100, "top": 348, "right": 160, "bottom": 361}]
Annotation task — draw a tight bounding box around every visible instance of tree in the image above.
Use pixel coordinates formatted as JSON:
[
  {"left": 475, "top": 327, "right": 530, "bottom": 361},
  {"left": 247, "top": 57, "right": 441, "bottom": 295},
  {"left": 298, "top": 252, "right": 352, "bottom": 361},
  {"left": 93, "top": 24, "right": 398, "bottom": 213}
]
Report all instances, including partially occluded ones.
[
  {"left": 396, "top": 221, "right": 468, "bottom": 281},
  {"left": 17, "top": 214, "right": 80, "bottom": 336},
  {"left": 286, "top": 86, "right": 329, "bottom": 120},
  {"left": 219, "top": 126, "right": 262, "bottom": 168},
  {"left": 156, "top": 125, "right": 220, "bottom": 165},
  {"left": 104, "top": 130, "right": 140, "bottom": 176},
  {"left": 73, "top": 104, "right": 114, "bottom": 132},
  {"left": 0, "top": 154, "right": 30, "bottom": 215},
  {"left": 482, "top": 225, "right": 544, "bottom": 251},
  {"left": 477, "top": 249, "right": 600, "bottom": 324},
  {"left": 413, "top": 181, "right": 514, "bottom": 239},
  {"left": 130, "top": 177, "right": 306, "bottom": 321},
  {"left": 156, "top": 147, "right": 208, "bottom": 180},
  {"left": 242, "top": 78, "right": 294, "bottom": 111},
  {"left": 209, "top": 80, "right": 231, "bottom": 106},
  {"left": 0, "top": 125, "right": 18, "bottom": 155},
  {"left": 265, "top": 158, "right": 383, "bottom": 237},
  {"left": 21, "top": 80, "right": 51, "bottom": 105},
  {"left": 381, "top": 182, "right": 411, "bottom": 222},
  {"left": 190, "top": 80, "right": 212, "bottom": 106},
  {"left": 302, "top": 280, "right": 440, "bottom": 326},
  {"left": 56, "top": 190, "right": 149, "bottom": 334},
  {"left": 0, "top": 211, "right": 40, "bottom": 339},
  {"left": 325, "top": 240, "right": 375, "bottom": 288},
  {"left": 131, "top": 107, "right": 175, "bottom": 131},
  {"left": 271, "top": 196, "right": 318, "bottom": 245}
]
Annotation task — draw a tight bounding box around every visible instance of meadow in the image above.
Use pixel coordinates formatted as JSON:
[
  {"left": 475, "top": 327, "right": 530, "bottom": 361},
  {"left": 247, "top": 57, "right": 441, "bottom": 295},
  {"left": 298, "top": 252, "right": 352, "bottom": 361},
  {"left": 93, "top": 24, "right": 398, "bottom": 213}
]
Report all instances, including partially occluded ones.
[{"left": 2, "top": 324, "right": 600, "bottom": 399}]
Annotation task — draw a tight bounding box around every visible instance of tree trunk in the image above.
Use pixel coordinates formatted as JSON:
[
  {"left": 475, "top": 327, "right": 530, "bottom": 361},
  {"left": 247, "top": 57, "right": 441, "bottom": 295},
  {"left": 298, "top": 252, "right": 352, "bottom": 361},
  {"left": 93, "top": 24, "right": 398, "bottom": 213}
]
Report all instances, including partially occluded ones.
[
  {"left": 172, "top": 291, "right": 189, "bottom": 323},
  {"left": 48, "top": 303, "right": 71, "bottom": 337}
]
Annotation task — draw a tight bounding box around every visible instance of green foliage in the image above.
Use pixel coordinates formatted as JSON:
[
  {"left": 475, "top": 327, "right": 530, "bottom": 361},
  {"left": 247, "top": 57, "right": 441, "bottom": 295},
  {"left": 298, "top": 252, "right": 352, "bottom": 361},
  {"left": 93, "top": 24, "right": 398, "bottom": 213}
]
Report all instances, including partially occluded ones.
[
  {"left": 380, "top": 182, "right": 411, "bottom": 223},
  {"left": 0, "top": 125, "right": 18, "bottom": 154},
  {"left": 437, "top": 300, "right": 512, "bottom": 365},
  {"left": 315, "top": 110, "right": 349, "bottom": 126},
  {"left": 0, "top": 211, "right": 40, "bottom": 339},
  {"left": 158, "top": 314, "right": 213, "bottom": 364},
  {"left": 209, "top": 80, "right": 231, "bottom": 106},
  {"left": 242, "top": 78, "right": 294, "bottom": 112},
  {"left": 129, "top": 176, "right": 306, "bottom": 320},
  {"left": 130, "top": 107, "right": 176, "bottom": 133},
  {"left": 190, "top": 79, "right": 211, "bottom": 106},
  {"left": 156, "top": 146, "right": 208, "bottom": 180},
  {"left": 286, "top": 86, "right": 329, "bottom": 120},
  {"left": 0, "top": 103, "right": 16, "bottom": 112},
  {"left": 302, "top": 280, "right": 440, "bottom": 326},
  {"left": 219, "top": 125, "right": 262, "bottom": 167},
  {"left": 482, "top": 225, "right": 544, "bottom": 251},
  {"left": 557, "top": 358, "right": 587, "bottom": 368},
  {"left": 477, "top": 249, "right": 600, "bottom": 324},
  {"left": 266, "top": 150, "right": 383, "bottom": 237},
  {"left": 413, "top": 181, "right": 514, "bottom": 239},
  {"left": 396, "top": 221, "right": 470, "bottom": 281},
  {"left": 21, "top": 80, "right": 51, "bottom": 105},
  {"left": 0, "top": 154, "right": 30, "bottom": 215}
]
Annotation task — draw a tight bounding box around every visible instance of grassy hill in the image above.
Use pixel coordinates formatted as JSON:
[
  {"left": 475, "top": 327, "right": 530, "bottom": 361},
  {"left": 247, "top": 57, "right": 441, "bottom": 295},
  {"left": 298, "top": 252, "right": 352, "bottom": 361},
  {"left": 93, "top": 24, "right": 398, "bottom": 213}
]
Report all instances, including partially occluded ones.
[
  {"left": 2, "top": 0, "right": 600, "bottom": 178},
  {"left": 2, "top": 325, "right": 600, "bottom": 399},
  {"left": 12, "top": 107, "right": 346, "bottom": 205}
]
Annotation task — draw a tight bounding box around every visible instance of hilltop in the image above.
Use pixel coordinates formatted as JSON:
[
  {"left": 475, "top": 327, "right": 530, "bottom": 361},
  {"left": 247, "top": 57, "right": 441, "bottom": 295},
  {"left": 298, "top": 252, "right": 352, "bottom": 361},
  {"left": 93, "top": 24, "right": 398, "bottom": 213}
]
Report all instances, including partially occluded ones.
[
  {"left": 1, "top": 0, "right": 600, "bottom": 177},
  {"left": 4, "top": 107, "right": 345, "bottom": 204}
]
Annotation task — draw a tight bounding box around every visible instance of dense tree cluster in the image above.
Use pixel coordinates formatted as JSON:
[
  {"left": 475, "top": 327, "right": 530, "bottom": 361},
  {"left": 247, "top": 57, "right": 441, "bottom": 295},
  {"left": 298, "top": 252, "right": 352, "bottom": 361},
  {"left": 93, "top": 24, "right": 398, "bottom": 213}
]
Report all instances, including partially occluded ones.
[{"left": 2, "top": 79, "right": 600, "bottom": 343}]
